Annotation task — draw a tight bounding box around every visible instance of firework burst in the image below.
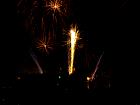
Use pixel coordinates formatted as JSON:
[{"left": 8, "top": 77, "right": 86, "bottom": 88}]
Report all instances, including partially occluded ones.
[
  {"left": 44, "top": 0, "right": 68, "bottom": 26},
  {"left": 48, "top": 0, "right": 62, "bottom": 13},
  {"left": 36, "top": 35, "right": 53, "bottom": 54},
  {"left": 45, "top": 0, "right": 68, "bottom": 15}
]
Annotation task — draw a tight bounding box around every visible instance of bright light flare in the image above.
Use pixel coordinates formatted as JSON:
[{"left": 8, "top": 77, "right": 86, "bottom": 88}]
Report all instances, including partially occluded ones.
[
  {"left": 68, "top": 25, "right": 79, "bottom": 75},
  {"left": 87, "top": 77, "right": 91, "bottom": 81}
]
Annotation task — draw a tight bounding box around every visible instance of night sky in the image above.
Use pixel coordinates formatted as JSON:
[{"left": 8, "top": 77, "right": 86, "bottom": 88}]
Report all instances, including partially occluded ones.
[{"left": 0, "top": 0, "right": 129, "bottom": 104}]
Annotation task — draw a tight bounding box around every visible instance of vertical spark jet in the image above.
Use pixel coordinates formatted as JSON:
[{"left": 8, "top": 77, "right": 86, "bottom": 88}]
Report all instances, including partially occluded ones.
[{"left": 68, "top": 25, "right": 79, "bottom": 75}]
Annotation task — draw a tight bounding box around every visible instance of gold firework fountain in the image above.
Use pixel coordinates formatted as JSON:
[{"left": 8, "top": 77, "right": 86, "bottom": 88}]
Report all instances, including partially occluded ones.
[{"left": 68, "top": 25, "right": 79, "bottom": 75}]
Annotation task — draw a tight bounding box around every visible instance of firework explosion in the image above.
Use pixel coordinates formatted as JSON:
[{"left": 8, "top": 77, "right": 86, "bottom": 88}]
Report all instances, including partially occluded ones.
[
  {"left": 36, "top": 35, "right": 53, "bottom": 54},
  {"left": 48, "top": 0, "right": 62, "bottom": 13},
  {"left": 44, "top": 0, "right": 68, "bottom": 26}
]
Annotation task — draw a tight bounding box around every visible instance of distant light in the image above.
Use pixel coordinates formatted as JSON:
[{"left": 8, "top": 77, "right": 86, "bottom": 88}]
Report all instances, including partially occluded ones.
[
  {"left": 87, "top": 77, "right": 90, "bottom": 81},
  {"left": 58, "top": 76, "right": 61, "bottom": 79},
  {"left": 40, "top": 70, "right": 43, "bottom": 74},
  {"left": 17, "top": 77, "right": 21, "bottom": 80},
  {"left": 2, "top": 98, "right": 5, "bottom": 102},
  {"left": 56, "top": 83, "right": 59, "bottom": 86},
  {"left": 60, "top": 67, "right": 62, "bottom": 70}
]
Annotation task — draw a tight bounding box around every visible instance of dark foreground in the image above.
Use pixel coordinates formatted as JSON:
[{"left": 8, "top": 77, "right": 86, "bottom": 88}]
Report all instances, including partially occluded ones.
[{"left": 15, "top": 74, "right": 112, "bottom": 104}]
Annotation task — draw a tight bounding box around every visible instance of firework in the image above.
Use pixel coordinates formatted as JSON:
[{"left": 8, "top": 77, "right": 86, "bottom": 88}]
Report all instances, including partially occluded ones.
[
  {"left": 44, "top": 0, "right": 68, "bottom": 26},
  {"left": 36, "top": 35, "right": 53, "bottom": 54},
  {"left": 45, "top": 0, "right": 68, "bottom": 16},
  {"left": 30, "top": 51, "right": 43, "bottom": 74},
  {"left": 68, "top": 25, "right": 80, "bottom": 75},
  {"left": 86, "top": 52, "right": 104, "bottom": 89},
  {"left": 45, "top": 0, "right": 62, "bottom": 23},
  {"left": 48, "top": 0, "right": 62, "bottom": 13},
  {"left": 87, "top": 51, "right": 104, "bottom": 82}
]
